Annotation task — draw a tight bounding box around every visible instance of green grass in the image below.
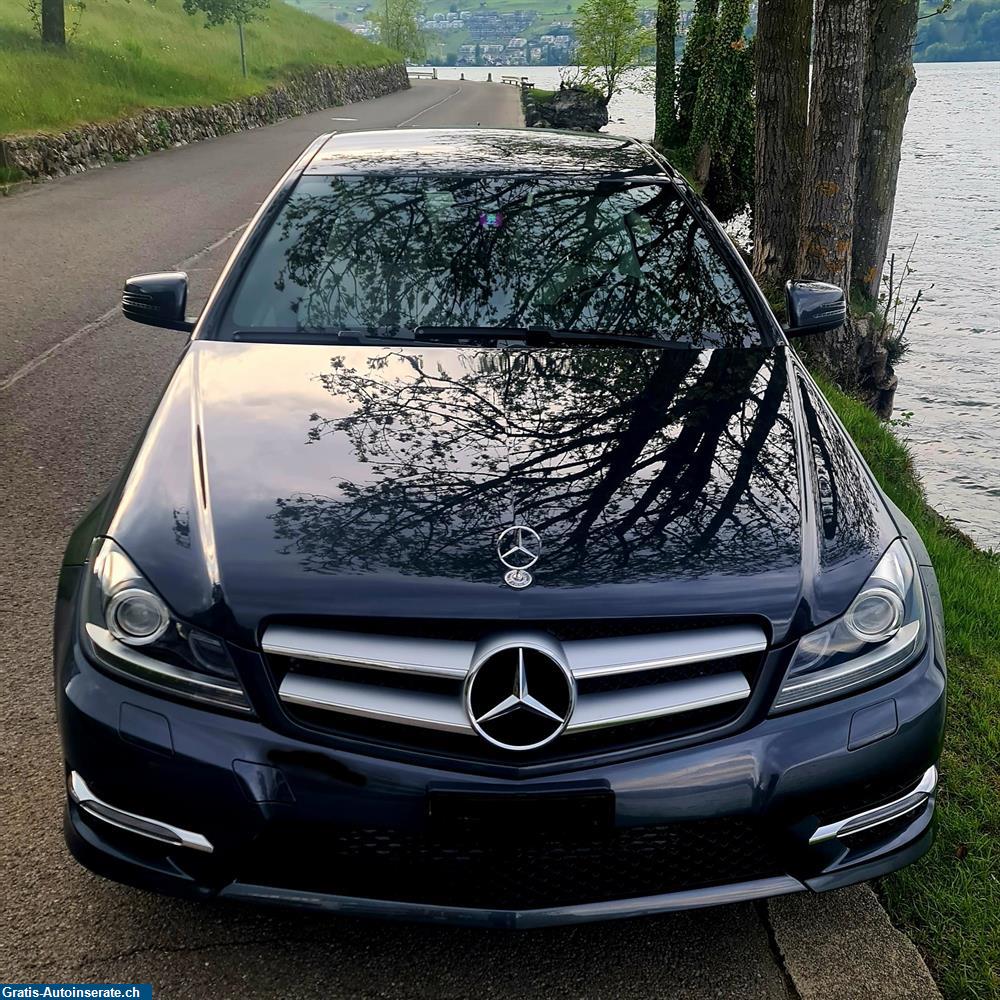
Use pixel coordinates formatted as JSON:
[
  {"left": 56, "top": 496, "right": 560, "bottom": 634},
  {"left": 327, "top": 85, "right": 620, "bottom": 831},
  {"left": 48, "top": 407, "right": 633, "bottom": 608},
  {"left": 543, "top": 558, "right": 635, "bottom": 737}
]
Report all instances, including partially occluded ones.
[
  {"left": 0, "top": 164, "right": 25, "bottom": 183},
  {"left": 0, "top": 0, "right": 397, "bottom": 136},
  {"left": 820, "top": 376, "right": 1000, "bottom": 1000}
]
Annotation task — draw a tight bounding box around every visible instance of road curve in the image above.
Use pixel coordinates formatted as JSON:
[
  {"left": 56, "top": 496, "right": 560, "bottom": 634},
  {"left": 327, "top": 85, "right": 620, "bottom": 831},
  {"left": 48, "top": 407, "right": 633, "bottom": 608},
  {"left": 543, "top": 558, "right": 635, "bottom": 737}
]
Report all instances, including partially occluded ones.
[{"left": 0, "top": 80, "right": 939, "bottom": 999}]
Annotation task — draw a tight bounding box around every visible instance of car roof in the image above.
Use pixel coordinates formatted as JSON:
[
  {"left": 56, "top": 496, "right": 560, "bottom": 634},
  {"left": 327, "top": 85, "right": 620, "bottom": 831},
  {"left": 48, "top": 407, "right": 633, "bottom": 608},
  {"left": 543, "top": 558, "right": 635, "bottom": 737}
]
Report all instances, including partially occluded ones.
[{"left": 303, "top": 128, "right": 667, "bottom": 177}]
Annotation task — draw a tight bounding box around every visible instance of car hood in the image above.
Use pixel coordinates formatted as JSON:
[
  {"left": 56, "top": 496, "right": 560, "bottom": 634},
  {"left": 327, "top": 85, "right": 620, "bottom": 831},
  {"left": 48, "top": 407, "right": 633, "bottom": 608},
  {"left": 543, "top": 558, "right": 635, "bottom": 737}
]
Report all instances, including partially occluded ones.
[{"left": 107, "top": 341, "right": 896, "bottom": 647}]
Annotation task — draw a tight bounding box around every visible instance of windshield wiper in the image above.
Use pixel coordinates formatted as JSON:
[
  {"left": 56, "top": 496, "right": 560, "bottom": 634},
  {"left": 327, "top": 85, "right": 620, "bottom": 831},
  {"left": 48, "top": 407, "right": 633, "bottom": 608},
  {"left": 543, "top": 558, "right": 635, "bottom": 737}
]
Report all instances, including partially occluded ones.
[
  {"left": 232, "top": 326, "right": 419, "bottom": 344},
  {"left": 414, "top": 326, "right": 678, "bottom": 349},
  {"left": 232, "top": 325, "right": 687, "bottom": 350}
]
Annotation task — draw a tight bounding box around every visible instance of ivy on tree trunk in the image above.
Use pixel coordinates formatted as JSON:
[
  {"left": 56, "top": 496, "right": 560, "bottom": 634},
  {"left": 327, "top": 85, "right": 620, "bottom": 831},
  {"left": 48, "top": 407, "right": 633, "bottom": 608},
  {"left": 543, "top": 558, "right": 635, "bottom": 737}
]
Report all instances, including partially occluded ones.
[
  {"left": 675, "top": 0, "right": 718, "bottom": 145},
  {"left": 653, "top": 0, "right": 679, "bottom": 147},
  {"left": 687, "top": 0, "right": 750, "bottom": 186}
]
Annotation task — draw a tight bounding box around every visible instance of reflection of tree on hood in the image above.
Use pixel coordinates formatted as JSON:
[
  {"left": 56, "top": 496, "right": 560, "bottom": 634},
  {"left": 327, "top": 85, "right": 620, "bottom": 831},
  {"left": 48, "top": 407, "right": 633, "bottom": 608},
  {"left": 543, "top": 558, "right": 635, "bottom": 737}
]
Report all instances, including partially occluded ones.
[
  {"left": 249, "top": 174, "right": 758, "bottom": 347},
  {"left": 271, "top": 347, "right": 818, "bottom": 583}
]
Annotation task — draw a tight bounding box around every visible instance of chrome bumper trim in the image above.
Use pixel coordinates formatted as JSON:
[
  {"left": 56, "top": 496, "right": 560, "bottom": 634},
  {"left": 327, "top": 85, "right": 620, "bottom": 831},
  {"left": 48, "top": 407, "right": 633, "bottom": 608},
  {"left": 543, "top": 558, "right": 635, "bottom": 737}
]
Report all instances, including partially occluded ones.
[
  {"left": 220, "top": 875, "right": 805, "bottom": 928},
  {"left": 809, "top": 765, "right": 938, "bottom": 844},
  {"left": 69, "top": 771, "right": 214, "bottom": 853}
]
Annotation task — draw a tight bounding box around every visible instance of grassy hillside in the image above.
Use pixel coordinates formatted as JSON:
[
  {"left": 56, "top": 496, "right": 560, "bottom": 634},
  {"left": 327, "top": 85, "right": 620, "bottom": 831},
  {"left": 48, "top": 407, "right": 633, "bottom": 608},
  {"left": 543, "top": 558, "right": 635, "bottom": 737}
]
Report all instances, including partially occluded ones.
[
  {"left": 822, "top": 378, "right": 1000, "bottom": 1000},
  {"left": 0, "top": 0, "right": 396, "bottom": 136}
]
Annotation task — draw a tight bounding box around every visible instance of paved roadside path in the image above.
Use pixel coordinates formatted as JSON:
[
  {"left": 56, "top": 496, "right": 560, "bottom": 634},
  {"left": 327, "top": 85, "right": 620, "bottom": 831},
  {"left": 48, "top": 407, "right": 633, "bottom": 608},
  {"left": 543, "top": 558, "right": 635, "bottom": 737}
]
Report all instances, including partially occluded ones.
[
  {"left": 0, "top": 80, "right": 939, "bottom": 999},
  {"left": 0, "top": 79, "right": 521, "bottom": 384}
]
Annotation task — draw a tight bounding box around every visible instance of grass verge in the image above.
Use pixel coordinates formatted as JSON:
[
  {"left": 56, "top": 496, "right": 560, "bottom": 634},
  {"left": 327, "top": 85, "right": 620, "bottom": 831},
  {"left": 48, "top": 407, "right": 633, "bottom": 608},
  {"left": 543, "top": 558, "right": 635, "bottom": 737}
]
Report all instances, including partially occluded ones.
[
  {"left": 0, "top": 0, "right": 395, "bottom": 136},
  {"left": 821, "top": 376, "right": 1000, "bottom": 1000},
  {"left": 0, "top": 164, "right": 26, "bottom": 184}
]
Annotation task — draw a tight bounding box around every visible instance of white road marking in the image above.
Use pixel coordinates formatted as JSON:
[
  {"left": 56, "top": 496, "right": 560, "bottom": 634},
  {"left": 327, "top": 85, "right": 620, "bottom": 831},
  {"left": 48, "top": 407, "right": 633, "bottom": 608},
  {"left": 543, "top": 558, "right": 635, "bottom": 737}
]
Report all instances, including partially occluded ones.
[
  {"left": 0, "top": 222, "right": 248, "bottom": 394},
  {"left": 330, "top": 117, "right": 358, "bottom": 121},
  {"left": 396, "top": 87, "right": 462, "bottom": 128}
]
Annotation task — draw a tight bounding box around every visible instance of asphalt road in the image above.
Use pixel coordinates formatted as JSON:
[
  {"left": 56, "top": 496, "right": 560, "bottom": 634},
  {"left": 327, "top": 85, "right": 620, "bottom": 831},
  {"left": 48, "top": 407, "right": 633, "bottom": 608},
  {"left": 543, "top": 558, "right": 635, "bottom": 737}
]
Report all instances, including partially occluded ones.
[{"left": 0, "top": 80, "right": 939, "bottom": 999}]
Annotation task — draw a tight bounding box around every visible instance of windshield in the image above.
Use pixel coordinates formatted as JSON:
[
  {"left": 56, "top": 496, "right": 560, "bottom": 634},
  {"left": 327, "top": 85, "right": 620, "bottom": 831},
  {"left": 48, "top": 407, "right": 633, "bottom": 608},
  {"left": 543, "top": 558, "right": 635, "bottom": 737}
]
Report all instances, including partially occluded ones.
[{"left": 224, "top": 173, "right": 763, "bottom": 348}]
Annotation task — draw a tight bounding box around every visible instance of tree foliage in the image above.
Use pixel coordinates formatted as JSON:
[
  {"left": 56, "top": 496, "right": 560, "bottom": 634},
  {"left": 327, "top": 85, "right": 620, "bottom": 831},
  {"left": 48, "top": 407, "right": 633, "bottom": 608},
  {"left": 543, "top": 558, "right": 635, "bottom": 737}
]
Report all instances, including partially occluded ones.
[
  {"left": 573, "top": 0, "right": 651, "bottom": 106},
  {"left": 374, "top": 0, "right": 426, "bottom": 61},
  {"left": 182, "top": 0, "right": 268, "bottom": 27}
]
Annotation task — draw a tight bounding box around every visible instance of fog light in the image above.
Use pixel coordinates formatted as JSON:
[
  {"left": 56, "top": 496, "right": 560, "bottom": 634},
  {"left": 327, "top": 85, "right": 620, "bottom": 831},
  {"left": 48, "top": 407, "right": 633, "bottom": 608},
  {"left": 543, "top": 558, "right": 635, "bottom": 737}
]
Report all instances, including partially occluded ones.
[{"left": 106, "top": 587, "right": 170, "bottom": 645}]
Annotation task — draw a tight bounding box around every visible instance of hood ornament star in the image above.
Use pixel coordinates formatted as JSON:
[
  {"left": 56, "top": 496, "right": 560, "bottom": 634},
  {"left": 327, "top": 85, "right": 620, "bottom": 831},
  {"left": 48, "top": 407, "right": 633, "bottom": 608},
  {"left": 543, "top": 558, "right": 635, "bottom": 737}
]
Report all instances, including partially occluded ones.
[{"left": 496, "top": 524, "right": 541, "bottom": 589}]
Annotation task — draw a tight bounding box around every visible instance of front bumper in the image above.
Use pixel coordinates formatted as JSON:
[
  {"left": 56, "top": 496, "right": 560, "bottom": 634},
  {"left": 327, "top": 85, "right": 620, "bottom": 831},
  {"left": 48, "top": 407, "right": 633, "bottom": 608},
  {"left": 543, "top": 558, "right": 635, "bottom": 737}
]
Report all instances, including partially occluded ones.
[{"left": 58, "top": 626, "right": 946, "bottom": 927}]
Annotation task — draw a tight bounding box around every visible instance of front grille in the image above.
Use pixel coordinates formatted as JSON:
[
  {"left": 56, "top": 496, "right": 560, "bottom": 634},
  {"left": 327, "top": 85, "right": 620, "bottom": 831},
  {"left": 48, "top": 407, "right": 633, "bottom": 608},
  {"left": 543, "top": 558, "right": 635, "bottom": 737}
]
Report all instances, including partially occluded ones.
[
  {"left": 237, "top": 817, "right": 781, "bottom": 909},
  {"left": 264, "top": 619, "right": 768, "bottom": 764}
]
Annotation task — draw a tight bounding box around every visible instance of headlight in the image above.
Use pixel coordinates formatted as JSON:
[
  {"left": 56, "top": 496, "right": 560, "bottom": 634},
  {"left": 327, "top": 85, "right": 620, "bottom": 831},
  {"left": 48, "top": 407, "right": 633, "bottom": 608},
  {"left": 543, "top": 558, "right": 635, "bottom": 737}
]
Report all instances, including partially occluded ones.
[
  {"left": 771, "top": 538, "right": 926, "bottom": 713},
  {"left": 81, "top": 538, "right": 252, "bottom": 713}
]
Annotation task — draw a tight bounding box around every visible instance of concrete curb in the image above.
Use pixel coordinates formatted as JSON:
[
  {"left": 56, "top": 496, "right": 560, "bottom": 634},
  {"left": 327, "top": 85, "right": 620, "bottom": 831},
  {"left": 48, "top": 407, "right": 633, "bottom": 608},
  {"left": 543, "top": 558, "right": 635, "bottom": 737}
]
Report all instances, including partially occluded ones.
[{"left": 767, "top": 885, "right": 941, "bottom": 999}]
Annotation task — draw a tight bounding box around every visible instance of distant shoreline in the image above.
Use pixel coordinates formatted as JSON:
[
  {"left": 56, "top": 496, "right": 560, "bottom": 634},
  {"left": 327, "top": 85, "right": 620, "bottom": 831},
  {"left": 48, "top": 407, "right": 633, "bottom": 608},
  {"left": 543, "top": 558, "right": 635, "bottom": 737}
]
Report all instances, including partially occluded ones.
[{"left": 417, "top": 56, "right": 1000, "bottom": 68}]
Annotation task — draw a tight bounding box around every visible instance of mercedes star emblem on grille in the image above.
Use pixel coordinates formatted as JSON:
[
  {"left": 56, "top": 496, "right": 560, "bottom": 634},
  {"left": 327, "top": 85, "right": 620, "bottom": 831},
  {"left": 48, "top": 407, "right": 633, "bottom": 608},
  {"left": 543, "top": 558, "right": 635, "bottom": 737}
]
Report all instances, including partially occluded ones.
[
  {"left": 496, "top": 524, "right": 541, "bottom": 589},
  {"left": 465, "top": 644, "right": 575, "bottom": 750}
]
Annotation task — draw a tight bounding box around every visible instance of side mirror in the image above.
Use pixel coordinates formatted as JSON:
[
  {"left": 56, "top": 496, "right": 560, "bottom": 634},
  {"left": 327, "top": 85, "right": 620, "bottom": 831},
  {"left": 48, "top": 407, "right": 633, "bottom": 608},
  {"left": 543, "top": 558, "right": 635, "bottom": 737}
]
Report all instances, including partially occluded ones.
[
  {"left": 784, "top": 280, "right": 847, "bottom": 336},
  {"left": 122, "top": 272, "right": 194, "bottom": 332}
]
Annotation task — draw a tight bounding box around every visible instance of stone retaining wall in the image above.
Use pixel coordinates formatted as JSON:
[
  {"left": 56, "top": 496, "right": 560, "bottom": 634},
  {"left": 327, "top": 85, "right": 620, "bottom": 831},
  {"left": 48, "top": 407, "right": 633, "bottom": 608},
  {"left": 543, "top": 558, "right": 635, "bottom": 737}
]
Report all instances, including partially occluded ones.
[{"left": 0, "top": 63, "right": 409, "bottom": 180}]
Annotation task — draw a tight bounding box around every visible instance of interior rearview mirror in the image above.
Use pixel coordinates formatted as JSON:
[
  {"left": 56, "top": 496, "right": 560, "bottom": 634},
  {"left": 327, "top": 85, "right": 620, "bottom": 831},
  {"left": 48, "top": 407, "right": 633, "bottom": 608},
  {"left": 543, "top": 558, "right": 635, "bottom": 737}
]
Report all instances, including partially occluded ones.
[
  {"left": 785, "top": 280, "right": 847, "bottom": 336},
  {"left": 122, "top": 272, "right": 195, "bottom": 332}
]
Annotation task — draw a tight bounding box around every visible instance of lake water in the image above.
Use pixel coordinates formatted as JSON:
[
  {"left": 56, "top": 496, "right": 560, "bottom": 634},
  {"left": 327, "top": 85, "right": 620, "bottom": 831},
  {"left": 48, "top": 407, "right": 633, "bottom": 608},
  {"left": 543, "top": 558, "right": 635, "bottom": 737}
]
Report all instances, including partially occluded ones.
[{"left": 424, "top": 63, "right": 1000, "bottom": 550}]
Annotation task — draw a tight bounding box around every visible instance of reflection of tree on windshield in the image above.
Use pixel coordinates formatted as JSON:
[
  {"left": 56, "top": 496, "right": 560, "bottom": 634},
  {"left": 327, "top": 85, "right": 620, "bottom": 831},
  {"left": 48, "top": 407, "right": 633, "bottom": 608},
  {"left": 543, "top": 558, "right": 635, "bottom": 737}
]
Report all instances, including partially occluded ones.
[
  {"left": 231, "top": 175, "right": 760, "bottom": 349},
  {"left": 270, "top": 348, "right": 824, "bottom": 583}
]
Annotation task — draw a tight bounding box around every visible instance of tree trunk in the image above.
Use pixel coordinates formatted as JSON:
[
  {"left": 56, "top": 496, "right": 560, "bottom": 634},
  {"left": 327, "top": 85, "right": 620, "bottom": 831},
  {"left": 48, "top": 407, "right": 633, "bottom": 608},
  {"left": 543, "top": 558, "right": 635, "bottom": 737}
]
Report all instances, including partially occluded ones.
[
  {"left": 796, "top": 0, "right": 867, "bottom": 293},
  {"left": 41, "top": 0, "right": 65, "bottom": 45},
  {"left": 238, "top": 21, "right": 247, "bottom": 78},
  {"left": 795, "top": 0, "right": 870, "bottom": 390},
  {"left": 851, "top": 0, "right": 919, "bottom": 302},
  {"left": 653, "top": 0, "right": 680, "bottom": 147},
  {"left": 751, "top": 0, "right": 811, "bottom": 298}
]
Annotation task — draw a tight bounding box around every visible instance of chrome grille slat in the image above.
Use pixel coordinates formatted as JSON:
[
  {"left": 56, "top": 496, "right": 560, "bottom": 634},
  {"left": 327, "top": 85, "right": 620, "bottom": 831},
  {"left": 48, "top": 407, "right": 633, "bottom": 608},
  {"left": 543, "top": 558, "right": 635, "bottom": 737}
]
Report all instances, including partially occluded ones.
[
  {"left": 277, "top": 670, "right": 751, "bottom": 736},
  {"left": 565, "top": 673, "right": 751, "bottom": 732},
  {"left": 264, "top": 624, "right": 766, "bottom": 680},
  {"left": 564, "top": 626, "right": 767, "bottom": 678},
  {"left": 263, "top": 626, "right": 472, "bottom": 679},
  {"left": 280, "top": 673, "right": 472, "bottom": 733}
]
